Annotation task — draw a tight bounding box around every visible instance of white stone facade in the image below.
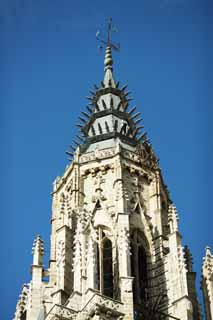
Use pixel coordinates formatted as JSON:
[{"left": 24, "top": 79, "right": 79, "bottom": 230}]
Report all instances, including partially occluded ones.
[
  {"left": 202, "top": 247, "right": 213, "bottom": 320},
  {"left": 14, "top": 46, "right": 207, "bottom": 320}
]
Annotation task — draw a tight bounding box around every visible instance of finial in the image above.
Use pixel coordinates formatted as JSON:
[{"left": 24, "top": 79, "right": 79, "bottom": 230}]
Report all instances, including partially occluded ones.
[
  {"left": 205, "top": 246, "right": 212, "bottom": 257},
  {"left": 32, "top": 235, "right": 44, "bottom": 266},
  {"left": 104, "top": 46, "right": 113, "bottom": 71},
  {"left": 96, "top": 17, "right": 120, "bottom": 51},
  {"left": 96, "top": 18, "right": 120, "bottom": 88}
]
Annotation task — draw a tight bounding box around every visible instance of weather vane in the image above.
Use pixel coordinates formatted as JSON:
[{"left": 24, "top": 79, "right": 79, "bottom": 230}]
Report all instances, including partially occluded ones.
[{"left": 96, "top": 17, "right": 120, "bottom": 51}]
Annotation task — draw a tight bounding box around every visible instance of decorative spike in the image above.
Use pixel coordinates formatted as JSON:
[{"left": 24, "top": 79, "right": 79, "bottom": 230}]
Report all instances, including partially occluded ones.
[
  {"left": 98, "top": 123, "right": 103, "bottom": 134},
  {"left": 102, "top": 99, "right": 107, "bottom": 110},
  {"left": 136, "top": 125, "right": 144, "bottom": 131},
  {"left": 66, "top": 151, "right": 73, "bottom": 156},
  {"left": 73, "top": 140, "right": 79, "bottom": 146},
  {"left": 127, "top": 127, "right": 133, "bottom": 136},
  {"left": 75, "top": 124, "right": 83, "bottom": 128},
  {"left": 133, "top": 127, "right": 144, "bottom": 139},
  {"left": 137, "top": 132, "right": 147, "bottom": 141},
  {"left": 127, "top": 98, "right": 133, "bottom": 102},
  {"left": 116, "top": 81, "right": 120, "bottom": 88},
  {"left": 117, "top": 101, "right": 122, "bottom": 111},
  {"left": 134, "top": 118, "right": 143, "bottom": 125},
  {"left": 132, "top": 127, "right": 143, "bottom": 138},
  {"left": 81, "top": 111, "right": 90, "bottom": 118},
  {"left": 78, "top": 117, "right": 87, "bottom": 123},
  {"left": 105, "top": 121, "right": 110, "bottom": 133},
  {"left": 101, "top": 81, "right": 105, "bottom": 88},
  {"left": 110, "top": 97, "right": 114, "bottom": 108},
  {"left": 121, "top": 84, "right": 128, "bottom": 91},
  {"left": 81, "top": 130, "right": 87, "bottom": 137},
  {"left": 132, "top": 112, "right": 141, "bottom": 120},
  {"left": 86, "top": 96, "right": 93, "bottom": 101},
  {"left": 91, "top": 126, "right": 96, "bottom": 136},
  {"left": 125, "top": 91, "right": 132, "bottom": 97},
  {"left": 73, "top": 139, "right": 79, "bottom": 147},
  {"left": 89, "top": 90, "right": 95, "bottom": 95},
  {"left": 88, "top": 102, "right": 94, "bottom": 106},
  {"left": 76, "top": 135, "right": 84, "bottom": 142},
  {"left": 128, "top": 106, "right": 137, "bottom": 115},
  {"left": 123, "top": 102, "right": 129, "bottom": 111},
  {"left": 144, "top": 138, "right": 150, "bottom": 144},
  {"left": 69, "top": 145, "right": 76, "bottom": 151},
  {"left": 94, "top": 84, "right": 99, "bottom": 90},
  {"left": 86, "top": 105, "right": 93, "bottom": 113},
  {"left": 132, "top": 129, "right": 138, "bottom": 138}
]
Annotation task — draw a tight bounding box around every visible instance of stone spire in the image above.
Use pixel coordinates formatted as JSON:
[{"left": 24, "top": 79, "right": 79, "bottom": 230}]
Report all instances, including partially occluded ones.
[
  {"left": 66, "top": 37, "right": 150, "bottom": 157},
  {"left": 32, "top": 235, "right": 44, "bottom": 266}
]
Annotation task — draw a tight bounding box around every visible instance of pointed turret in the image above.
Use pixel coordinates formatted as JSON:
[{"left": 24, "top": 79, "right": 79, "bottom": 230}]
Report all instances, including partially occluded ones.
[
  {"left": 66, "top": 45, "right": 152, "bottom": 160},
  {"left": 32, "top": 235, "right": 44, "bottom": 266}
]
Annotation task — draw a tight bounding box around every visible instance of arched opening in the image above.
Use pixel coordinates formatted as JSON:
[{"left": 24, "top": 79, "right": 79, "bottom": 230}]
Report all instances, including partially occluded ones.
[
  {"left": 96, "top": 227, "right": 114, "bottom": 298},
  {"left": 138, "top": 245, "right": 148, "bottom": 301},
  {"left": 103, "top": 238, "right": 113, "bottom": 297},
  {"left": 130, "top": 230, "right": 149, "bottom": 307}
]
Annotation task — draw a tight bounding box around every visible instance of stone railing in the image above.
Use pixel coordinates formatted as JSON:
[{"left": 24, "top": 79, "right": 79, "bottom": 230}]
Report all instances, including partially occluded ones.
[
  {"left": 45, "top": 304, "right": 77, "bottom": 320},
  {"left": 82, "top": 291, "right": 123, "bottom": 318}
]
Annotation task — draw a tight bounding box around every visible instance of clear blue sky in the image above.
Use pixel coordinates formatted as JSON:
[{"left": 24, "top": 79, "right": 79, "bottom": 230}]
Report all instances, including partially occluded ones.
[{"left": 0, "top": 0, "right": 212, "bottom": 319}]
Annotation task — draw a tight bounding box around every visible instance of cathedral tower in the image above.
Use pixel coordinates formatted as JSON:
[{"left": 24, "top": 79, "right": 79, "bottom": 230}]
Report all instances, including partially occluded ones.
[{"left": 14, "top": 23, "right": 205, "bottom": 320}]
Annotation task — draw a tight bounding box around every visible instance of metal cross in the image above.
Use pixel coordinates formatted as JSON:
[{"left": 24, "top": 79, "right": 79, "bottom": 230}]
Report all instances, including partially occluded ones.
[{"left": 96, "top": 17, "right": 120, "bottom": 51}]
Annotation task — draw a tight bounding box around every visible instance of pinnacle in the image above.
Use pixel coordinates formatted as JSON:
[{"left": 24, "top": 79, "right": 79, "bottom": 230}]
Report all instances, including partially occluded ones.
[
  {"left": 32, "top": 235, "right": 44, "bottom": 256},
  {"left": 104, "top": 46, "right": 113, "bottom": 70},
  {"left": 103, "top": 46, "right": 116, "bottom": 88},
  {"left": 205, "top": 246, "right": 212, "bottom": 257}
]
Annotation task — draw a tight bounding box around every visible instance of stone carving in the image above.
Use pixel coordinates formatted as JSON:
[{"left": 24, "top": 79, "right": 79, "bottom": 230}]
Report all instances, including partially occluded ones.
[
  {"left": 80, "top": 147, "right": 116, "bottom": 163},
  {"left": 56, "top": 240, "right": 66, "bottom": 289},
  {"left": 78, "top": 204, "right": 93, "bottom": 232},
  {"left": 65, "top": 178, "right": 73, "bottom": 193},
  {"left": 168, "top": 203, "right": 179, "bottom": 233},
  {"left": 92, "top": 172, "right": 107, "bottom": 203},
  {"left": 13, "top": 284, "right": 29, "bottom": 320},
  {"left": 121, "top": 278, "right": 133, "bottom": 293},
  {"left": 118, "top": 228, "right": 131, "bottom": 255},
  {"left": 86, "top": 237, "right": 95, "bottom": 267},
  {"left": 114, "top": 179, "right": 124, "bottom": 202},
  {"left": 122, "top": 144, "right": 158, "bottom": 170},
  {"left": 45, "top": 304, "right": 77, "bottom": 320},
  {"left": 202, "top": 247, "right": 213, "bottom": 320},
  {"left": 73, "top": 220, "right": 83, "bottom": 271},
  {"left": 56, "top": 240, "right": 66, "bottom": 268},
  {"left": 58, "top": 192, "right": 73, "bottom": 229},
  {"left": 83, "top": 293, "right": 122, "bottom": 315}
]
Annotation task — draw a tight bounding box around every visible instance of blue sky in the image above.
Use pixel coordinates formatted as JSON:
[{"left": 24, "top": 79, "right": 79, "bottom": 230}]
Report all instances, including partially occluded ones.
[{"left": 0, "top": 0, "right": 212, "bottom": 319}]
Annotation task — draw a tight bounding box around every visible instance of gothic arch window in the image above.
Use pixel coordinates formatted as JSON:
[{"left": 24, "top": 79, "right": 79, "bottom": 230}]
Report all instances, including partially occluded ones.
[
  {"left": 96, "top": 227, "right": 114, "bottom": 298},
  {"left": 130, "top": 229, "right": 149, "bottom": 307}
]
